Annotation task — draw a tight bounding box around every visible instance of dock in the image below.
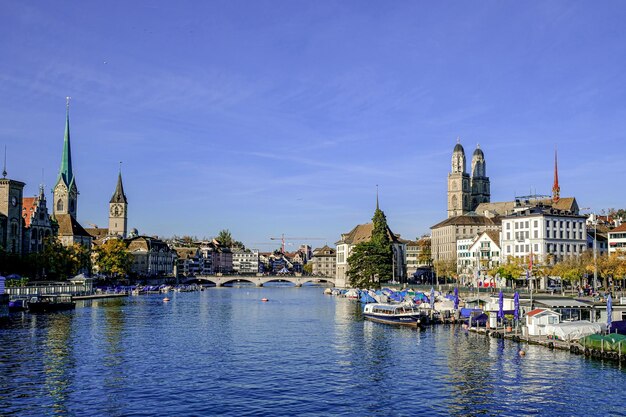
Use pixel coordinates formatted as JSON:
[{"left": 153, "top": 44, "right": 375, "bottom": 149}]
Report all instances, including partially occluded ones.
[
  {"left": 468, "top": 326, "right": 626, "bottom": 362},
  {"left": 73, "top": 293, "right": 128, "bottom": 300}
]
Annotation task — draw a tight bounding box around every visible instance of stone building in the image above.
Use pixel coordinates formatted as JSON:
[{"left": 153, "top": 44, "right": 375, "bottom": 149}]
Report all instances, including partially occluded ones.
[
  {"left": 127, "top": 236, "right": 176, "bottom": 277},
  {"left": 108, "top": 171, "right": 128, "bottom": 238},
  {"left": 447, "top": 140, "right": 490, "bottom": 218},
  {"left": 0, "top": 168, "right": 25, "bottom": 254},
  {"left": 431, "top": 214, "right": 501, "bottom": 262},
  {"left": 309, "top": 245, "right": 336, "bottom": 277},
  {"left": 21, "top": 185, "right": 54, "bottom": 254}
]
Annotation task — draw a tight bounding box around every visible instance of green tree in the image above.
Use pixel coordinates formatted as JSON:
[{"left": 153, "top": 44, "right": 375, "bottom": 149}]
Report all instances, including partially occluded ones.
[
  {"left": 434, "top": 258, "right": 457, "bottom": 282},
  {"left": 95, "top": 239, "right": 133, "bottom": 277},
  {"left": 347, "top": 205, "right": 393, "bottom": 288},
  {"left": 217, "top": 229, "right": 233, "bottom": 247},
  {"left": 303, "top": 263, "right": 313, "bottom": 275}
]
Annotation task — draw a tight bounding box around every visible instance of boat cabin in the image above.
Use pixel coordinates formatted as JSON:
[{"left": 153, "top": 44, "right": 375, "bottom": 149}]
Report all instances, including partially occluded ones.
[{"left": 525, "top": 308, "right": 561, "bottom": 336}]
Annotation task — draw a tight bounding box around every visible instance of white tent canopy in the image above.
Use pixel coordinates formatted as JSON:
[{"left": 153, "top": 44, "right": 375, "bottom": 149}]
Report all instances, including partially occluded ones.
[{"left": 544, "top": 320, "right": 603, "bottom": 341}]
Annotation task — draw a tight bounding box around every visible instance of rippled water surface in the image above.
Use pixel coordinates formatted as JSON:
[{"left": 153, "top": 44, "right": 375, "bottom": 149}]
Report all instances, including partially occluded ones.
[{"left": 1, "top": 286, "right": 625, "bottom": 416}]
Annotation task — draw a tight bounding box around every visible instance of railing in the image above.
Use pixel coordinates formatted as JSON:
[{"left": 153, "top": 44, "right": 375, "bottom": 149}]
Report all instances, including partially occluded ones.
[{"left": 6, "top": 284, "right": 92, "bottom": 297}]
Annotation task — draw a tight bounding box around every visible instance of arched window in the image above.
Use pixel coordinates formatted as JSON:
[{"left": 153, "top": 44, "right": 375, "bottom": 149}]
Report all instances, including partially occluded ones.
[
  {"left": 70, "top": 200, "right": 75, "bottom": 212},
  {"left": 57, "top": 199, "right": 64, "bottom": 212}
]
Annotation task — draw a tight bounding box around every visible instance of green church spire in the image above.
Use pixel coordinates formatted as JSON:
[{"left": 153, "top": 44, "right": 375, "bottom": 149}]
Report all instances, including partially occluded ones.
[{"left": 58, "top": 96, "right": 74, "bottom": 187}]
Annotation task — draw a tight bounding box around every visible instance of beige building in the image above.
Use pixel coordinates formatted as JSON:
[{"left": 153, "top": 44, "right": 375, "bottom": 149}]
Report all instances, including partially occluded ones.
[
  {"left": 22, "top": 186, "right": 54, "bottom": 254},
  {"left": 431, "top": 214, "right": 501, "bottom": 262},
  {"left": 447, "top": 140, "right": 490, "bottom": 218},
  {"left": 405, "top": 237, "right": 431, "bottom": 278},
  {"left": 309, "top": 245, "right": 336, "bottom": 277},
  {"left": 336, "top": 221, "right": 406, "bottom": 288},
  {"left": 0, "top": 172, "right": 25, "bottom": 254},
  {"left": 127, "top": 236, "right": 176, "bottom": 277}
]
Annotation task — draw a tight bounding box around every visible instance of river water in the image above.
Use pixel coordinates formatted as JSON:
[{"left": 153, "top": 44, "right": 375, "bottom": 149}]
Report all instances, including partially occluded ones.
[{"left": 0, "top": 286, "right": 625, "bottom": 417}]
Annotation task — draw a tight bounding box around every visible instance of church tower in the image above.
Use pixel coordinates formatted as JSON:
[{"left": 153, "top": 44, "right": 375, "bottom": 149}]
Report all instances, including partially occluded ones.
[
  {"left": 108, "top": 169, "right": 128, "bottom": 238},
  {"left": 53, "top": 98, "right": 78, "bottom": 219},
  {"left": 447, "top": 139, "right": 471, "bottom": 217},
  {"left": 552, "top": 148, "right": 560, "bottom": 203},
  {"left": 470, "top": 144, "right": 490, "bottom": 210}
]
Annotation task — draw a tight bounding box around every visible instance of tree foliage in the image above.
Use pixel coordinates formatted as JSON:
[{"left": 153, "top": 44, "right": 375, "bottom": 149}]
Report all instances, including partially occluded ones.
[
  {"left": 347, "top": 207, "right": 393, "bottom": 288},
  {"left": 95, "top": 238, "right": 133, "bottom": 277},
  {"left": 417, "top": 237, "right": 432, "bottom": 266}
]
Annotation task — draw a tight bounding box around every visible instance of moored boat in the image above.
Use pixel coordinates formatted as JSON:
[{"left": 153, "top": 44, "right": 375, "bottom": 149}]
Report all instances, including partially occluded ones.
[
  {"left": 363, "top": 303, "right": 428, "bottom": 327},
  {"left": 8, "top": 297, "right": 29, "bottom": 312},
  {"left": 27, "top": 295, "right": 76, "bottom": 313}
]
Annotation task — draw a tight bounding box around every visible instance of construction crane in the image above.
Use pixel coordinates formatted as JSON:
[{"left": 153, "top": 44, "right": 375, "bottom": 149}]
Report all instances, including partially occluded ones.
[{"left": 269, "top": 234, "right": 325, "bottom": 253}]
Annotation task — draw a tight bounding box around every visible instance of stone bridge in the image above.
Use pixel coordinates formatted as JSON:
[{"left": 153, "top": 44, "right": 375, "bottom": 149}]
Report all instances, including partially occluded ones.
[{"left": 183, "top": 275, "right": 335, "bottom": 287}]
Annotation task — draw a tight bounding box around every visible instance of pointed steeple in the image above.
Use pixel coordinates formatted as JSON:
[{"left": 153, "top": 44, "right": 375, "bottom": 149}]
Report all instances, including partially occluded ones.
[
  {"left": 552, "top": 148, "right": 560, "bottom": 203},
  {"left": 110, "top": 165, "right": 128, "bottom": 204},
  {"left": 376, "top": 184, "right": 379, "bottom": 211},
  {"left": 2, "top": 145, "right": 6, "bottom": 178},
  {"left": 58, "top": 97, "right": 74, "bottom": 187}
]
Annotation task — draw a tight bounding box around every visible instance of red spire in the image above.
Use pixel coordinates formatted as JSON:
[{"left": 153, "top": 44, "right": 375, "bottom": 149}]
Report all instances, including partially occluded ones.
[{"left": 552, "top": 148, "right": 560, "bottom": 203}]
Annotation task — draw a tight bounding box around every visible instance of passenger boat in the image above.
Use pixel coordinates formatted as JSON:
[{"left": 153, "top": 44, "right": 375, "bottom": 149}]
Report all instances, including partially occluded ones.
[
  {"left": 8, "top": 297, "right": 29, "bottom": 312},
  {"left": 27, "top": 295, "right": 76, "bottom": 313},
  {"left": 363, "top": 303, "right": 427, "bottom": 327}
]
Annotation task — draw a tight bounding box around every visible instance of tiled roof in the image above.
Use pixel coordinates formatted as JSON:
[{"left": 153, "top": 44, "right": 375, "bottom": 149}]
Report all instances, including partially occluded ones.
[
  {"left": 483, "top": 230, "right": 501, "bottom": 244},
  {"left": 22, "top": 197, "right": 37, "bottom": 228},
  {"left": 338, "top": 222, "right": 402, "bottom": 245},
  {"left": 431, "top": 214, "right": 501, "bottom": 229},
  {"left": 526, "top": 308, "right": 546, "bottom": 317},
  {"left": 86, "top": 227, "right": 109, "bottom": 239},
  {"left": 475, "top": 197, "right": 578, "bottom": 216},
  {"left": 54, "top": 214, "right": 92, "bottom": 237},
  {"left": 609, "top": 223, "right": 626, "bottom": 233}
]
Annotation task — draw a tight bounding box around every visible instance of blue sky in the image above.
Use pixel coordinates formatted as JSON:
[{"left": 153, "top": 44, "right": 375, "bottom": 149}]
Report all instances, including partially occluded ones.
[{"left": 1, "top": 1, "right": 625, "bottom": 249}]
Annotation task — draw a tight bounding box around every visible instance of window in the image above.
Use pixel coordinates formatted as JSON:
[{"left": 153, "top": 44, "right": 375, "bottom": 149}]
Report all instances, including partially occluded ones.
[
  {"left": 56, "top": 199, "right": 64, "bottom": 211},
  {"left": 525, "top": 221, "right": 529, "bottom": 228},
  {"left": 534, "top": 230, "right": 538, "bottom": 238},
  {"left": 507, "top": 232, "right": 510, "bottom": 240},
  {"left": 534, "top": 220, "right": 538, "bottom": 228},
  {"left": 534, "top": 244, "right": 539, "bottom": 252},
  {"left": 506, "top": 223, "right": 511, "bottom": 230},
  {"left": 525, "top": 231, "right": 529, "bottom": 239}
]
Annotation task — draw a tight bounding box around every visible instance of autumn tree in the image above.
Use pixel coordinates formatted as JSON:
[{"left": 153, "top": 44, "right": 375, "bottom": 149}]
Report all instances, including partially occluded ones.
[{"left": 95, "top": 238, "right": 133, "bottom": 277}]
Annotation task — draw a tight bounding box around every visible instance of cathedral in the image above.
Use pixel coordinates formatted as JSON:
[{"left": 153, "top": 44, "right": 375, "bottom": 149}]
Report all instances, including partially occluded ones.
[{"left": 447, "top": 139, "right": 490, "bottom": 217}]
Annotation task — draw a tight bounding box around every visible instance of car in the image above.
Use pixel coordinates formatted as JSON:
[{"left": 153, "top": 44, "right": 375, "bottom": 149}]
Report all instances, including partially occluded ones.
[{"left": 547, "top": 285, "right": 562, "bottom": 292}]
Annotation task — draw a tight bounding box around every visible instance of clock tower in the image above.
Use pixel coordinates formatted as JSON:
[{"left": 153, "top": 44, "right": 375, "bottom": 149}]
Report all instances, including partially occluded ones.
[{"left": 108, "top": 170, "right": 128, "bottom": 238}]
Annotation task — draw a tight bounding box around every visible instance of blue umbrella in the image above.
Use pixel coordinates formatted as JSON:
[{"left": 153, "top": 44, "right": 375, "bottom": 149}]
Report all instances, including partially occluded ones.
[
  {"left": 607, "top": 294, "right": 613, "bottom": 333},
  {"left": 454, "top": 287, "right": 459, "bottom": 310},
  {"left": 497, "top": 290, "right": 504, "bottom": 320},
  {"left": 430, "top": 287, "right": 436, "bottom": 309},
  {"left": 513, "top": 291, "right": 520, "bottom": 321}
]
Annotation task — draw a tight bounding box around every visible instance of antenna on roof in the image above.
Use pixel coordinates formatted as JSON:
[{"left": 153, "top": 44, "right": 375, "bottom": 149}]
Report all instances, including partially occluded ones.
[{"left": 2, "top": 145, "right": 6, "bottom": 178}]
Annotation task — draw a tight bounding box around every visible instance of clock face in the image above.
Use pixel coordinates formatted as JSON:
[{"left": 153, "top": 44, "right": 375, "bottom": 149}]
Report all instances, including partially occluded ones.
[{"left": 110, "top": 204, "right": 123, "bottom": 216}]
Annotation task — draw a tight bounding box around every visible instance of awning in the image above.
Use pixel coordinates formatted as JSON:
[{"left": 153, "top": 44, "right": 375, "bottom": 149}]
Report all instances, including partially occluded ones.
[{"left": 535, "top": 299, "right": 593, "bottom": 309}]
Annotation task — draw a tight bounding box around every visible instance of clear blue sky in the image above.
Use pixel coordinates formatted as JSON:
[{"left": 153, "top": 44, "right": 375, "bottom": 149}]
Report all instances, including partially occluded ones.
[{"left": 2, "top": 1, "right": 625, "bottom": 249}]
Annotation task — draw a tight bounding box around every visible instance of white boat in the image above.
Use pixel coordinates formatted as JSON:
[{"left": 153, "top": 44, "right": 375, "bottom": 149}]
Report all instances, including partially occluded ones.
[{"left": 363, "top": 303, "right": 429, "bottom": 327}]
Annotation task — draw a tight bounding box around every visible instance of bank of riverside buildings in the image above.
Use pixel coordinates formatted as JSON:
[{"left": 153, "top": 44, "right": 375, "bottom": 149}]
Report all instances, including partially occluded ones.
[{"left": 429, "top": 140, "right": 601, "bottom": 285}]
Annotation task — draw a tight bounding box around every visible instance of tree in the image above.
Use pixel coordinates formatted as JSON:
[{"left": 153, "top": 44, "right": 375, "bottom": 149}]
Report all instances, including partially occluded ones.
[
  {"left": 95, "top": 239, "right": 133, "bottom": 277},
  {"left": 434, "top": 258, "right": 457, "bottom": 282},
  {"left": 347, "top": 206, "right": 393, "bottom": 288},
  {"left": 217, "top": 229, "right": 233, "bottom": 247},
  {"left": 303, "top": 263, "right": 312, "bottom": 275},
  {"left": 491, "top": 256, "right": 524, "bottom": 283},
  {"left": 417, "top": 236, "right": 432, "bottom": 266}
]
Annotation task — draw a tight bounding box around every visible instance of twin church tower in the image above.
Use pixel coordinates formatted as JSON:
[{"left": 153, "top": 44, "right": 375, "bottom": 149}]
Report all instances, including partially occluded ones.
[
  {"left": 447, "top": 139, "right": 490, "bottom": 218},
  {"left": 52, "top": 98, "right": 128, "bottom": 238}
]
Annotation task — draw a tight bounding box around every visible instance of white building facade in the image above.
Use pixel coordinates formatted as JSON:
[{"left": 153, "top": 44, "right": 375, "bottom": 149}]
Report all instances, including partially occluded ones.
[
  {"left": 500, "top": 206, "right": 587, "bottom": 264},
  {"left": 608, "top": 223, "right": 626, "bottom": 255}
]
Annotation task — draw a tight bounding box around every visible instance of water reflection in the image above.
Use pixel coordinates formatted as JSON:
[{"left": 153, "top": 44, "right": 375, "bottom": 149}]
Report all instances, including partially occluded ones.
[
  {"left": 102, "top": 301, "right": 126, "bottom": 416},
  {"left": 43, "top": 313, "right": 74, "bottom": 416}
]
